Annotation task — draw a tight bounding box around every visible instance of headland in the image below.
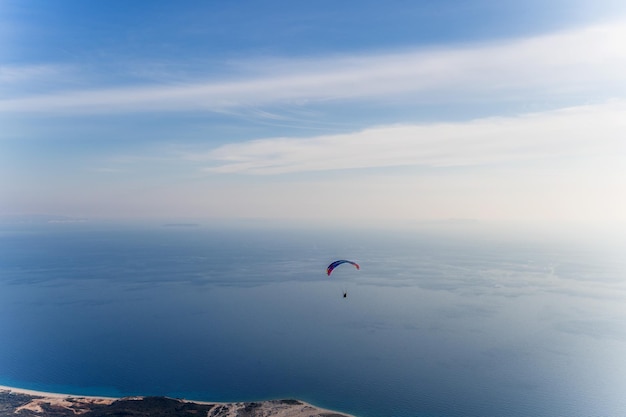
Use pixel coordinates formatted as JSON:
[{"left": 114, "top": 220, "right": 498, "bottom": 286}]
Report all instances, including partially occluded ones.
[{"left": 0, "top": 385, "right": 353, "bottom": 417}]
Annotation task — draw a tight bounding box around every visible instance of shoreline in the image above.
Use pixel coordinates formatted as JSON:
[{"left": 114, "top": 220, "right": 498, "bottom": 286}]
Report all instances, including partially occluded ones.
[
  {"left": 0, "top": 385, "right": 119, "bottom": 400},
  {"left": 0, "top": 384, "right": 355, "bottom": 417}
]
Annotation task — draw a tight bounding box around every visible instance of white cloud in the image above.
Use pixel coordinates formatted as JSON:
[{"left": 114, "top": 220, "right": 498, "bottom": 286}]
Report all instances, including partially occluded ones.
[
  {"left": 0, "top": 65, "right": 55, "bottom": 83},
  {"left": 0, "top": 64, "right": 74, "bottom": 92},
  {"left": 196, "top": 101, "right": 626, "bottom": 174},
  {"left": 1, "top": 20, "right": 625, "bottom": 114}
]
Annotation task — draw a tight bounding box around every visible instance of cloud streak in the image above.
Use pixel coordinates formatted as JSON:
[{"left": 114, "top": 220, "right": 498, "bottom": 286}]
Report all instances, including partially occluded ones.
[
  {"left": 1, "top": 20, "right": 625, "bottom": 114},
  {"left": 198, "top": 101, "right": 626, "bottom": 174}
]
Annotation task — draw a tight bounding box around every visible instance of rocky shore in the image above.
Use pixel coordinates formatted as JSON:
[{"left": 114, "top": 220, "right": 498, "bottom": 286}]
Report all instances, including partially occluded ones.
[{"left": 0, "top": 387, "right": 353, "bottom": 417}]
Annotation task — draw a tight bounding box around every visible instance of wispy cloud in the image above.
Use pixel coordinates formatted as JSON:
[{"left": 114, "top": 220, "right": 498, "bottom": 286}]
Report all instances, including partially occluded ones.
[
  {"left": 0, "top": 64, "right": 58, "bottom": 83},
  {"left": 0, "top": 64, "right": 76, "bottom": 94},
  {"left": 1, "top": 20, "right": 625, "bottom": 114},
  {"left": 196, "top": 101, "right": 626, "bottom": 174}
]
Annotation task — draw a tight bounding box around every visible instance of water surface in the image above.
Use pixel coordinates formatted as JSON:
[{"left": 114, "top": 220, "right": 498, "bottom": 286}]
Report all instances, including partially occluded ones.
[{"left": 1, "top": 223, "right": 625, "bottom": 417}]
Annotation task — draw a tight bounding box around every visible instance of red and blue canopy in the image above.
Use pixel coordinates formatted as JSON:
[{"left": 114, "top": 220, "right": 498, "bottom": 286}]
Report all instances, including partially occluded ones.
[{"left": 326, "top": 260, "right": 360, "bottom": 276}]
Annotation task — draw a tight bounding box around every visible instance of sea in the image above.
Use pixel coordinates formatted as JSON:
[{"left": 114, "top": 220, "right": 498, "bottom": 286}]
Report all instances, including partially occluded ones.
[{"left": 1, "top": 221, "right": 625, "bottom": 417}]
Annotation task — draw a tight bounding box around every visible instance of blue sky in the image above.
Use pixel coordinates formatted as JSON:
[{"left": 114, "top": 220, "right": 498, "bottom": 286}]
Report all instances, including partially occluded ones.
[{"left": 1, "top": 0, "right": 626, "bottom": 228}]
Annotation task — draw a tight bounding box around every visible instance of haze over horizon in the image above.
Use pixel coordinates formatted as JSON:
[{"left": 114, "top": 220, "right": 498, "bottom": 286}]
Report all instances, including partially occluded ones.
[{"left": 2, "top": 0, "right": 626, "bottom": 230}]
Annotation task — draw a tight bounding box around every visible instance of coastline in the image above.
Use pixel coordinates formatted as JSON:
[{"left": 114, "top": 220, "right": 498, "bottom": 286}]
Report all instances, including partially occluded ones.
[
  {"left": 0, "top": 385, "right": 354, "bottom": 417},
  {"left": 0, "top": 385, "right": 119, "bottom": 400}
]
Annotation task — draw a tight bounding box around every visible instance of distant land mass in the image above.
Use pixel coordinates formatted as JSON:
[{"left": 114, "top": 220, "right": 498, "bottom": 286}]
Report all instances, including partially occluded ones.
[
  {"left": 0, "top": 387, "right": 352, "bottom": 417},
  {"left": 161, "top": 223, "right": 202, "bottom": 228},
  {"left": 0, "top": 214, "right": 88, "bottom": 224}
]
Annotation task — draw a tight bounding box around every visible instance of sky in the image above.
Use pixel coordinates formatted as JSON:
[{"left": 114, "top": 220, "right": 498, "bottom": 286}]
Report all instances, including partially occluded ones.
[{"left": 1, "top": 0, "right": 626, "bottom": 230}]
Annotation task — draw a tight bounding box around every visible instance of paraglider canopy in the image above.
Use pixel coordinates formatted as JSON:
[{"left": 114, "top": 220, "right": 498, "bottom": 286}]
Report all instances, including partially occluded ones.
[{"left": 327, "top": 260, "right": 360, "bottom": 276}]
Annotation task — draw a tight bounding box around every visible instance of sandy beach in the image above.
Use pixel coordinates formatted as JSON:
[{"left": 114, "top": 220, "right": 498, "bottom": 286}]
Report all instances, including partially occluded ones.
[{"left": 0, "top": 385, "right": 353, "bottom": 417}]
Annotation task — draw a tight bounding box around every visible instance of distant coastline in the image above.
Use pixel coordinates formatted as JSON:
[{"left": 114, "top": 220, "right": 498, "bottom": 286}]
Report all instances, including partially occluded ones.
[{"left": 0, "top": 385, "right": 354, "bottom": 417}]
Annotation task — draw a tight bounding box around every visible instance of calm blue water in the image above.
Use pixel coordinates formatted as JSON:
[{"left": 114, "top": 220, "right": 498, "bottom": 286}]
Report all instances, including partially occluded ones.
[{"left": 1, "top": 223, "right": 625, "bottom": 417}]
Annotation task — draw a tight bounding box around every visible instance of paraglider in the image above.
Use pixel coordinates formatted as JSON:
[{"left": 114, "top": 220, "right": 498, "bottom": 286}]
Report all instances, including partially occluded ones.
[
  {"left": 326, "top": 259, "right": 360, "bottom": 276},
  {"left": 326, "top": 260, "right": 360, "bottom": 298}
]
